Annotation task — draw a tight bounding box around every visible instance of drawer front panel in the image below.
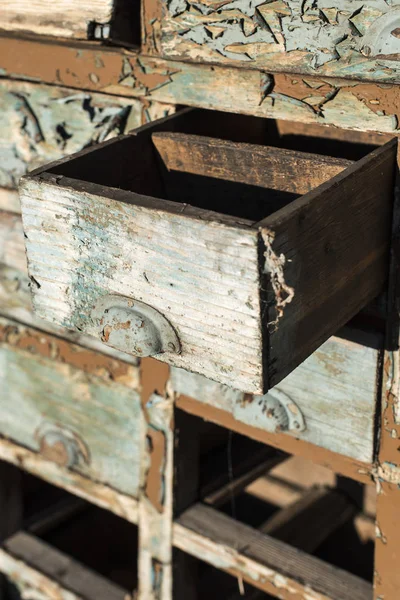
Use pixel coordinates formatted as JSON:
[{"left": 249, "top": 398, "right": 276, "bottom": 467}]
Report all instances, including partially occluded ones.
[
  {"left": 0, "top": 318, "right": 141, "bottom": 497},
  {"left": 0, "top": 79, "right": 173, "bottom": 191},
  {"left": 170, "top": 330, "right": 381, "bottom": 462},
  {"left": 21, "top": 180, "right": 263, "bottom": 392},
  {"left": 157, "top": 0, "right": 400, "bottom": 82}
]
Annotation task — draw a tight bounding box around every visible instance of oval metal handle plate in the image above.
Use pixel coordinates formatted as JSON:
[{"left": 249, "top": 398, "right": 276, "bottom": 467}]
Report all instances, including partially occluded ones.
[
  {"left": 360, "top": 9, "right": 400, "bottom": 58},
  {"left": 36, "top": 423, "right": 90, "bottom": 469},
  {"left": 258, "top": 389, "right": 306, "bottom": 433},
  {"left": 89, "top": 295, "right": 181, "bottom": 357}
]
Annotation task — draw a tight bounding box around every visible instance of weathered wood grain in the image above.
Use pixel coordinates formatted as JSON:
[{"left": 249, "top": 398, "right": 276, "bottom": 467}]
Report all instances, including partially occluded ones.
[
  {"left": 260, "top": 486, "right": 356, "bottom": 552},
  {"left": 174, "top": 503, "right": 372, "bottom": 600},
  {"left": 0, "top": 317, "right": 141, "bottom": 497},
  {"left": 0, "top": 79, "right": 173, "bottom": 189},
  {"left": 1, "top": 36, "right": 399, "bottom": 135},
  {"left": 170, "top": 328, "right": 381, "bottom": 463},
  {"left": 156, "top": 0, "right": 400, "bottom": 82},
  {"left": 0, "top": 532, "right": 128, "bottom": 600},
  {"left": 152, "top": 132, "right": 352, "bottom": 195},
  {"left": 0, "top": 210, "right": 142, "bottom": 364}
]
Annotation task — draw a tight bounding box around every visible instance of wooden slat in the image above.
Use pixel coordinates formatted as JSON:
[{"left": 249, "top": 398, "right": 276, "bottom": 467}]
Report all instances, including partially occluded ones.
[
  {"left": 259, "top": 138, "right": 397, "bottom": 388},
  {"left": 152, "top": 133, "right": 353, "bottom": 196},
  {"left": 20, "top": 173, "right": 262, "bottom": 392},
  {"left": 1, "top": 35, "right": 399, "bottom": 136},
  {"left": 158, "top": 0, "right": 400, "bottom": 84},
  {"left": 26, "top": 497, "right": 88, "bottom": 537},
  {"left": 228, "top": 486, "right": 357, "bottom": 600},
  {"left": 171, "top": 323, "right": 381, "bottom": 466},
  {"left": 174, "top": 503, "right": 371, "bottom": 600},
  {"left": 0, "top": 532, "right": 127, "bottom": 600},
  {"left": 259, "top": 487, "right": 355, "bottom": 552}
]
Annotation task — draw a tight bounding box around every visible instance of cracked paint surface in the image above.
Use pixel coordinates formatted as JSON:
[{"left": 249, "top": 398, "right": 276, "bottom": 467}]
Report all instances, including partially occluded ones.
[
  {"left": 160, "top": 0, "right": 400, "bottom": 80},
  {"left": 0, "top": 79, "right": 173, "bottom": 189},
  {"left": 1, "top": 37, "right": 399, "bottom": 134}
]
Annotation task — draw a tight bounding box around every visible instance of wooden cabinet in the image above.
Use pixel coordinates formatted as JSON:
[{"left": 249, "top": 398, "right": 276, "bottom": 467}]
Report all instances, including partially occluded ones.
[{"left": 19, "top": 110, "right": 395, "bottom": 394}]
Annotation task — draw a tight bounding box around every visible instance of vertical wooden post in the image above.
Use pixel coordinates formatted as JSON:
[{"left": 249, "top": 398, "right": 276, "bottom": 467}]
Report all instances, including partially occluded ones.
[
  {"left": 139, "top": 359, "right": 202, "bottom": 600},
  {"left": 374, "top": 142, "right": 400, "bottom": 600},
  {"left": 138, "top": 359, "right": 172, "bottom": 600},
  {"left": 172, "top": 408, "right": 201, "bottom": 600},
  {"left": 0, "top": 461, "right": 23, "bottom": 599}
]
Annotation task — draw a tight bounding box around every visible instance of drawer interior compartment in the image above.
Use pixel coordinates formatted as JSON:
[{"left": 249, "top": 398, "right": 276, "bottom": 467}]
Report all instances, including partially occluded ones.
[
  {"left": 20, "top": 109, "right": 397, "bottom": 393},
  {"left": 0, "top": 469, "right": 138, "bottom": 600}
]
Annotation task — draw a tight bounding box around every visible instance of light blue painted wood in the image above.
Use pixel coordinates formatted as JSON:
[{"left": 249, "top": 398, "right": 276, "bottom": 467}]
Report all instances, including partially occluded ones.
[{"left": 0, "top": 317, "right": 142, "bottom": 497}]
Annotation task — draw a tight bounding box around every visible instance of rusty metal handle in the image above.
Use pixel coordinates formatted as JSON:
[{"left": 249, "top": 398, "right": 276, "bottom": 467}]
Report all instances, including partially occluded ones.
[
  {"left": 90, "top": 295, "right": 181, "bottom": 358},
  {"left": 258, "top": 389, "right": 306, "bottom": 433},
  {"left": 37, "top": 424, "right": 90, "bottom": 469}
]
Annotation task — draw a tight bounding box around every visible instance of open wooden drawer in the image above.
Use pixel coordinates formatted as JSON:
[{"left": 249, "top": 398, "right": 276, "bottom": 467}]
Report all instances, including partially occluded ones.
[{"left": 19, "top": 109, "right": 397, "bottom": 394}]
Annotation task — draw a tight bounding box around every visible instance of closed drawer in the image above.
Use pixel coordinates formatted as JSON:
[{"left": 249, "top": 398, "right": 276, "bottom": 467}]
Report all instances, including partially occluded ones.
[
  {"left": 0, "top": 317, "right": 141, "bottom": 497},
  {"left": 150, "top": 0, "right": 400, "bottom": 83},
  {"left": 20, "top": 109, "right": 396, "bottom": 394},
  {"left": 170, "top": 327, "right": 382, "bottom": 463}
]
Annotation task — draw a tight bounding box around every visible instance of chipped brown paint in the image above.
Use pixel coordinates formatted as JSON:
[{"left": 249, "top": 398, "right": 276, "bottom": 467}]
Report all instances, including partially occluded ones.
[
  {"left": 1, "top": 35, "right": 399, "bottom": 134},
  {"left": 142, "top": 0, "right": 164, "bottom": 54},
  {"left": 145, "top": 427, "right": 167, "bottom": 513},
  {"left": 0, "top": 321, "right": 138, "bottom": 387}
]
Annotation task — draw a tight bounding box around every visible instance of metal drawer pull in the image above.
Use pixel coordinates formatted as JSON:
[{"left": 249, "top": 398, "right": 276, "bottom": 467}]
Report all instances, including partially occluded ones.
[
  {"left": 90, "top": 295, "right": 181, "bottom": 357},
  {"left": 36, "top": 425, "right": 90, "bottom": 469},
  {"left": 255, "top": 390, "right": 306, "bottom": 433}
]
